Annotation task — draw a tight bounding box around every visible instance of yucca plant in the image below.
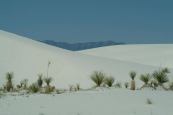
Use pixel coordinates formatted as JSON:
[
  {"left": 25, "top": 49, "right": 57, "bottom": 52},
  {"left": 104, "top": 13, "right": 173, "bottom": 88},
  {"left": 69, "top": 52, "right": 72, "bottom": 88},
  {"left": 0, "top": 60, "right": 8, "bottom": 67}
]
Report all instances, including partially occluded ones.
[
  {"left": 140, "top": 73, "right": 151, "bottom": 89},
  {"left": 90, "top": 71, "right": 105, "bottom": 87},
  {"left": 129, "top": 71, "right": 136, "bottom": 90},
  {"left": 124, "top": 82, "right": 129, "bottom": 89},
  {"left": 5, "top": 72, "right": 14, "bottom": 92},
  {"left": 29, "top": 83, "right": 39, "bottom": 93},
  {"left": 76, "top": 83, "right": 80, "bottom": 91},
  {"left": 44, "top": 77, "right": 52, "bottom": 87},
  {"left": 37, "top": 74, "right": 43, "bottom": 88},
  {"left": 47, "top": 61, "right": 51, "bottom": 78},
  {"left": 153, "top": 68, "right": 170, "bottom": 86},
  {"left": 140, "top": 73, "right": 151, "bottom": 85},
  {"left": 104, "top": 76, "right": 115, "bottom": 87}
]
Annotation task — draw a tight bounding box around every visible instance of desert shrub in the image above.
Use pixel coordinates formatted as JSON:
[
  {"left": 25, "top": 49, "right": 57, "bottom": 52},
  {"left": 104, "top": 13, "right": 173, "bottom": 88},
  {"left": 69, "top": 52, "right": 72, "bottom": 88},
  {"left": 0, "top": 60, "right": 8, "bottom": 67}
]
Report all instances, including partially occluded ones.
[
  {"left": 5, "top": 72, "right": 14, "bottom": 92},
  {"left": 124, "top": 82, "right": 129, "bottom": 88},
  {"left": 29, "top": 83, "right": 39, "bottom": 93},
  {"left": 76, "top": 84, "right": 80, "bottom": 91},
  {"left": 153, "top": 68, "right": 170, "bottom": 86},
  {"left": 90, "top": 71, "right": 105, "bottom": 87},
  {"left": 129, "top": 71, "right": 136, "bottom": 90},
  {"left": 37, "top": 74, "right": 43, "bottom": 88},
  {"left": 44, "top": 77, "right": 52, "bottom": 86},
  {"left": 140, "top": 73, "right": 151, "bottom": 85},
  {"left": 114, "top": 82, "right": 122, "bottom": 88},
  {"left": 104, "top": 76, "right": 115, "bottom": 87},
  {"left": 146, "top": 98, "right": 152, "bottom": 104}
]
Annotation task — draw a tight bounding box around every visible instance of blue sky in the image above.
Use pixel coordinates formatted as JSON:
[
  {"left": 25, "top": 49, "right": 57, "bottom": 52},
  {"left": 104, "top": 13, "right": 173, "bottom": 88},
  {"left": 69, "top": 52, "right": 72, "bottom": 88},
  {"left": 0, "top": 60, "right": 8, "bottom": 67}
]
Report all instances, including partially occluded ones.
[{"left": 0, "top": 0, "right": 173, "bottom": 43}]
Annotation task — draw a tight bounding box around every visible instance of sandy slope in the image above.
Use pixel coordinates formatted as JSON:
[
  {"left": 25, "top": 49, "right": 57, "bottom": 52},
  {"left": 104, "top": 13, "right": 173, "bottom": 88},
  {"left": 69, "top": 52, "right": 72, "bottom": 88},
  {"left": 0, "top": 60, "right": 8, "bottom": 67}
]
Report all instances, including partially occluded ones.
[
  {"left": 0, "top": 30, "right": 163, "bottom": 88},
  {"left": 0, "top": 89, "right": 173, "bottom": 115},
  {"left": 79, "top": 44, "right": 173, "bottom": 68}
]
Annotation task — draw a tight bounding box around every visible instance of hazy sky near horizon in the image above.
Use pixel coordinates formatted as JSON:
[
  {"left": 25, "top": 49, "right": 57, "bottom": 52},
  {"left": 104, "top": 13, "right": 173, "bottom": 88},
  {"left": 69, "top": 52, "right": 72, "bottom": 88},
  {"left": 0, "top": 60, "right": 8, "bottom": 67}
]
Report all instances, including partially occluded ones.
[{"left": 0, "top": 0, "right": 173, "bottom": 43}]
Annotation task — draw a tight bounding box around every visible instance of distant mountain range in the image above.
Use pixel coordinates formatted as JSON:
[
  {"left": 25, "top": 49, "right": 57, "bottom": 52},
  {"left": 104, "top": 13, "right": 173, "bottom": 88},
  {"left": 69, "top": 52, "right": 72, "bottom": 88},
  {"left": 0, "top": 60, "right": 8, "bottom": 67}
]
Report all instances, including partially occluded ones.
[{"left": 40, "top": 40, "right": 125, "bottom": 51}]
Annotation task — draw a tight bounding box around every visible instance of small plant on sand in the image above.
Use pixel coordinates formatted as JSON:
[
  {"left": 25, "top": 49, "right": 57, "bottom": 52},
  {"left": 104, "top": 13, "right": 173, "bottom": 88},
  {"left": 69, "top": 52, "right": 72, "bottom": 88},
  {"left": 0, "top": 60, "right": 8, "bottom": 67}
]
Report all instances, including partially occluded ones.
[
  {"left": 104, "top": 76, "right": 115, "bottom": 87},
  {"left": 29, "top": 83, "right": 39, "bottom": 93},
  {"left": 90, "top": 71, "right": 105, "bottom": 87},
  {"left": 129, "top": 71, "right": 136, "bottom": 90},
  {"left": 124, "top": 82, "right": 129, "bottom": 89},
  {"left": 44, "top": 77, "right": 52, "bottom": 87},
  {"left": 44, "top": 77, "right": 54, "bottom": 93},
  {"left": 76, "top": 83, "right": 80, "bottom": 91},
  {"left": 5, "top": 72, "right": 14, "bottom": 92},
  {"left": 153, "top": 68, "right": 170, "bottom": 88},
  {"left": 140, "top": 73, "right": 151, "bottom": 89},
  {"left": 37, "top": 74, "right": 43, "bottom": 88},
  {"left": 146, "top": 98, "right": 152, "bottom": 105},
  {"left": 140, "top": 73, "right": 151, "bottom": 85}
]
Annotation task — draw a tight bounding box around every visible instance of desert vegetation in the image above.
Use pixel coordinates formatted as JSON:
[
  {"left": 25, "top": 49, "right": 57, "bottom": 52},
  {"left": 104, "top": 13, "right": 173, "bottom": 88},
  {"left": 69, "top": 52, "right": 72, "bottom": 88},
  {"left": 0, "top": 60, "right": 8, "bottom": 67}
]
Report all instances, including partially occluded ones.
[
  {"left": 90, "top": 71, "right": 105, "bottom": 87},
  {"left": 129, "top": 71, "right": 136, "bottom": 90},
  {"left": 104, "top": 76, "right": 115, "bottom": 87},
  {"left": 0, "top": 66, "right": 172, "bottom": 96},
  {"left": 5, "top": 72, "right": 14, "bottom": 92}
]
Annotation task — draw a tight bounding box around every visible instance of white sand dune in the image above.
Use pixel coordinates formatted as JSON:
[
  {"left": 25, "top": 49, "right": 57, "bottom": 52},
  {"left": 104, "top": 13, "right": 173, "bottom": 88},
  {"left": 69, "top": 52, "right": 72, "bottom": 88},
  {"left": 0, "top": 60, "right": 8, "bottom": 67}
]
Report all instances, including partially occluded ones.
[
  {"left": 79, "top": 44, "right": 173, "bottom": 68},
  {"left": 0, "top": 30, "right": 162, "bottom": 88},
  {"left": 1, "top": 30, "right": 173, "bottom": 115}
]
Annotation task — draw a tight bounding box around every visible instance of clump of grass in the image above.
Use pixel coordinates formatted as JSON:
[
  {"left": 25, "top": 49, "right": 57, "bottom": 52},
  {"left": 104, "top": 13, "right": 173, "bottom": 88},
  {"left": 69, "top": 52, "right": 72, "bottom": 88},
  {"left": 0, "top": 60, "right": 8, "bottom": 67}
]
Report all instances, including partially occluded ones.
[
  {"left": 104, "top": 76, "right": 115, "bottom": 87},
  {"left": 146, "top": 98, "right": 152, "bottom": 105},
  {"left": 124, "top": 82, "right": 129, "bottom": 88},
  {"left": 29, "top": 83, "right": 39, "bottom": 93},
  {"left": 153, "top": 68, "right": 170, "bottom": 88},
  {"left": 5, "top": 72, "right": 14, "bottom": 92},
  {"left": 76, "top": 83, "right": 80, "bottom": 91},
  {"left": 44, "top": 77, "right": 52, "bottom": 87},
  {"left": 37, "top": 74, "right": 43, "bottom": 88},
  {"left": 90, "top": 71, "right": 105, "bottom": 87},
  {"left": 140, "top": 73, "right": 151, "bottom": 85}
]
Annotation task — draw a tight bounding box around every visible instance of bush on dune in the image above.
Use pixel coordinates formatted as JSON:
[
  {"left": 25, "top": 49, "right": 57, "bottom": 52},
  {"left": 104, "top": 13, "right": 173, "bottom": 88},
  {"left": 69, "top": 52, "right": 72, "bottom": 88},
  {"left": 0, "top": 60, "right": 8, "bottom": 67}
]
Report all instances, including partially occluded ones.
[
  {"left": 140, "top": 73, "right": 151, "bottom": 89},
  {"left": 29, "top": 83, "right": 39, "bottom": 93},
  {"left": 90, "top": 71, "right": 105, "bottom": 87},
  {"left": 37, "top": 74, "right": 43, "bottom": 88},
  {"left": 104, "top": 76, "right": 115, "bottom": 87},
  {"left": 153, "top": 68, "right": 170, "bottom": 89},
  {"left": 5, "top": 72, "right": 14, "bottom": 92},
  {"left": 124, "top": 82, "right": 129, "bottom": 89}
]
